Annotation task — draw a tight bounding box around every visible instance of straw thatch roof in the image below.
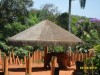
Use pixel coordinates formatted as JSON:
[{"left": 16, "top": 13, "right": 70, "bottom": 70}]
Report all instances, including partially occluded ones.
[{"left": 8, "top": 19, "right": 83, "bottom": 46}]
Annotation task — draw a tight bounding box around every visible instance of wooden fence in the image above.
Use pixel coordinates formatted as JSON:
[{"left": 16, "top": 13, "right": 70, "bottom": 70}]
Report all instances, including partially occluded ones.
[
  {"left": 70, "top": 51, "right": 95, "bottom": 65},
  {"left": 32, "top": 50, "right": 44, "bottom": 62},
  {"left": 0, "top": 50, "right": 95, "bottom": 66},
  {"left": 0, "top": 50, "right": 95, "bottom": 75}
]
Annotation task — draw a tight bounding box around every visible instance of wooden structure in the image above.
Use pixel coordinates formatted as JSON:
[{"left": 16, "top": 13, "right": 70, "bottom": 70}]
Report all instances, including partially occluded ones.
[
  {"left": 0, "top": 50, "right": 95, "bottom": 75},
  {"left": 7, "top": 19, "right": 84, "bottom": 75}
]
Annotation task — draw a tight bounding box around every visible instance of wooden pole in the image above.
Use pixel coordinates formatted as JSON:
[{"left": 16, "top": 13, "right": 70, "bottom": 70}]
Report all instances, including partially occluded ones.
[
  {"left": 77, "top": 53, "right": 80, "bottom": 61},
  {"left": 36, "top": 50, "right": 38, "bottom": 62},
  {"left": 24, "top": 56, "right": 26, "bottom": 64},
  {"left": 28, "top": 57, "right": 32, "bottom": 74},
  {"left": 17, "top": 56, "right": 20, "bottom": 65},
  {"left": 74, "top": 53, "right": 77, "bottom": 62},
  {"left": 84, "top": 53, "right": 87, "bottom": 60},
  {"left": 80, "top": 53, "right": 83, "bottom": 61},
  {"left": 26, "top": 57, "right": 32, "bottom": 75},
  {"left": 28, "top": 51, "right": 31, "bottom": 57},
  {"left": 37, "top": 50, "right": 39, "bottom": 62},
  {"left": 71, "top": 52, "right": 75, "bottom": 65},
  {"left": 51, "top": 56, "right": 56, "bottom": 75},
  {"left": 0, "top": 49, "right": 1, "bottom": 58},
  {"left": 4, "top": 56, "right": 8, "bottom": 75},
  {"left": 88, "top": 52, "right": 91, "bottom": 58},
  {"left": 0, "top": 50, "right": 2, "bottom": 65},
  {"left": 20, "top": 59, "right": 23, "bottom": 64},
  {"left": 34, "top": 51, "right": 36, "bottom": 62},
  {"left": 2, "top": 54, "right": 6, "bottom": 72},
  {"left": 44, "top": 46, "right": 48, "bottom": 68},
  {"left": 9, "top": 52, "right": 12, "bottom": 64},
  {"left": 39, "top": 50, "right": 42, "bottom": 61},
  {"left": 32, "top": 52, "right": 34, "bottom": 62},
  {"left": 26, "top": 57, "right": 28, "bottom": 75},
  {"left": 15, "top": 57, "right": 17, "bottom": 64},
  {"left": 11, "top": 51, "right": 15, "bottom": 63},
  {"left": 40, "top": 50, "right": 41, "bottom": 61}
]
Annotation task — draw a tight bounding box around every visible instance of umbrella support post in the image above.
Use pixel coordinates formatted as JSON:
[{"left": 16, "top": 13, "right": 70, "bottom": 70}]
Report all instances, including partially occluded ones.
[{"left": 44, "top": 46, "right": 48, "bottom": 68}]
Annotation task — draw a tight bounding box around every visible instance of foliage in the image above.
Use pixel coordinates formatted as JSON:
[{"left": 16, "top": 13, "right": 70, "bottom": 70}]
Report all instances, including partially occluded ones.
[
  {"left": 0, "top": 0, "right": 37, "bottom": 41},
  {"left": 48, "top": 46, "right": 65, "bottom": 52},
  {"left": 0, "top": 1, "right": 99, "bottom": 58},
  {"left": 0, "top": 12, "right": 39, "bottom": 41},
  {"left": 56, "top": 12, "right": 69, "bottom": 30},
  {"left": 84, "top": 44, "right": 100, "bottom": 73},
  {"left": 83, "top": 45, "right": 100, "bottom": 70},
  {"left": 75, "top": 20, "right": 100, "bottom": 49},
  {"left": 14, "top": 47, "right": 28, "bottom": 58},
  {"left": 89, "top": 45, "right": 100, "bottom": 70},
  {"left": 60, "top": 15, "right": 100, "bottom": 50},
  {"left": 37, "top": 3, "right": 59, "bottom": 22},
  {"left": 0, "top": 40, "right": 44, "bottom": 58},
  {"left": 94, "top": 44, "right": 100, "bottom": 55},
  {"left": 93, "top": 55, "right": 100, "bottom": 69},
  {"left": 0, "top": 41, "right": 13, "bottom": 55},
  {"left": 90, "top": 18, "right": 100, "bottom": 39},
  {"left": 3, "top": 22, "right": 26, "bottom": 38},
  {"left": 27, "top": 12, "right": 39, "bottom": 27},
  {"left": 24, "top": 45, "right": 43, "bottom": 52},
  {"left": 54, "top": 46, "right": 65, "bottom": 52},
  {"left": 0, "top": 0, "right": 39, "bottom": 58},
  {"left": 0, "top": 0, "right": 33, "bottom": 26},
  {"left": 71, "top": 15, "right": 88, "bottom": 33},
  {"left": 11, "top": 46, "right": 44, "bottom": 58}
]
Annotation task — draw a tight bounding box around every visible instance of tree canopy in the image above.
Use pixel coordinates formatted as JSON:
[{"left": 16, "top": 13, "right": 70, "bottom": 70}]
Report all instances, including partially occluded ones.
[{"left": 0, "top": 0, "right": 33, "bottom": 26}]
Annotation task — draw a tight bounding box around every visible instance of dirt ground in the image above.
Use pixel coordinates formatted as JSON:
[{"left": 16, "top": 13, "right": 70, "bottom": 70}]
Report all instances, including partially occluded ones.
[{"left": 0, "top": 62, "right": 76, "bottom": 75}]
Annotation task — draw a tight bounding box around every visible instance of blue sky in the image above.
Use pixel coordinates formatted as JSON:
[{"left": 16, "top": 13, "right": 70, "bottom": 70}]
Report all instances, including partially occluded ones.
[{"left": 33, "top": 0, "right": 100, "bottom": 19}]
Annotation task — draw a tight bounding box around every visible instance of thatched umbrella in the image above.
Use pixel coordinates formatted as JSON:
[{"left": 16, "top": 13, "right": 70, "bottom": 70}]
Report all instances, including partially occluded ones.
[
  {"left": 8, "top": 19, "right": 83, "bottom": 47},
  {"left": 7, "top": 19, "right": 83, "bottom": 68}
]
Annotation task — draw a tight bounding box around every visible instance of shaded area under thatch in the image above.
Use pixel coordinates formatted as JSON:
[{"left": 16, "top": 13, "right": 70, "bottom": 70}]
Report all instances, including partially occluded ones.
[{"left": 7, "top": 19, "right": 83, "bottom": 46}]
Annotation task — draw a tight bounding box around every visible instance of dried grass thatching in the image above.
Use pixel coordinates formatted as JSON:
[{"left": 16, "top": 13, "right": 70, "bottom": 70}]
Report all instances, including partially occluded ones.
[{"left": 8, "top": 19, "right": 83, "bottom": 46}]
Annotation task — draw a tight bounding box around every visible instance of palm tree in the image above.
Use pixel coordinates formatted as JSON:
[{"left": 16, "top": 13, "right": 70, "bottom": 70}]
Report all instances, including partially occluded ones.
[
  {"left": 68, "top": 0, "right": 86, "bottom": 32},
  {"left": 68, "top": 0, "right": 86, "bottom": 53}
]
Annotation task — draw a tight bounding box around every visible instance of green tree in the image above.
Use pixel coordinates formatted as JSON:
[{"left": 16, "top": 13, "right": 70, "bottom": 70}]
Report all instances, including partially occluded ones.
[
  {"left": 76, "top": 21, "right": 99, "bottom": 49},
  {"left": 0, "top": 0, "right": 33, "bottom": 27},
  {"left": 3, "top": 22, "right": 26, "bottom": 38},
  {"left": 28, "top": 11, "right": 39, "bottom": 27},
  {"left": 68, "top": 0, "right": 86, "bottom": 32},
  {"left": 56, "top": 12, "right": 69, "bottom": 30},
  {"left": 0, "top": 0, "right": 34, "bottom": 41},
  {"left": 0, "top": 0, "right": 40, "bottom": 58},
  {"left": 1, "top": 12, "right": 39, "bottom": 41},
  {"left": 37, "top": 3, "right": 59, "bottom": 22}
]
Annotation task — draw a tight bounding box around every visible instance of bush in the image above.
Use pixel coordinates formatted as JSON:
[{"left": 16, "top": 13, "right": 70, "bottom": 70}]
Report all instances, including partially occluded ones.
[{"left": 93, "top": 44, "right": 100, "bottom": 69}]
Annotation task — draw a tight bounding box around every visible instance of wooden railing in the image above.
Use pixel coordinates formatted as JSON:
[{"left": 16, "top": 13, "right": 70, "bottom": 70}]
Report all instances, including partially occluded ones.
[{"left": 0, "top": 50, "right": 95, "bottom": 75}]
